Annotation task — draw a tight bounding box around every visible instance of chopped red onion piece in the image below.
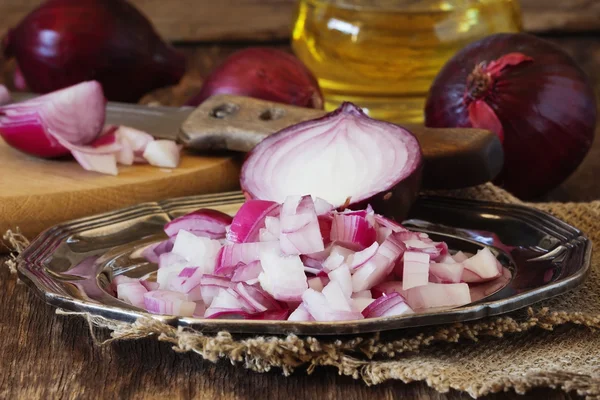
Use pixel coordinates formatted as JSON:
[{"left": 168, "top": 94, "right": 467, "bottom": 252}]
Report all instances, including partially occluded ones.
[
  {"left": 330, "top": 213, "right": 376, "bottom": 251},
  {"left": 404, "top": 283, "right": 471, "bottom": 310},
  {"left": 374, "top": 214, "right": 408, "bottom": 233},
  {"left": 352, "top": 297, "right": 375, "bottom": 313},
  {"left": 115, "top": 126, "right": 154, "bottom": 161},
  {"left": 322, "top": 245, "right": 353, "bottom": 272},
  {"left": 461, "top": 248, "right": 502, "bottom": 283},
  {"left": 352, "top": 290, "right": 373, "bottom": 299},
  {"left": 301, "top": 289, "right": 364, "bottom": 321},
  {"left": 227, "top": 200, "right": 280, "bottom": 243},
  {"left": 117, "top": 281, "right": 148, "bottom": 308},
  {"left": 241, "top": 103, "right": 423, "bottom": 220},
  {"left": 362, "top": 292, "right": 413, "bottom": 318},
  {"left": 453, "top": 251, "right": 470, "bottom": 263},
  {"left": 322, "top": 281, "right": 352, "bottom": 311},
  {"left": 112, "top": 275, "right": 138, "bottom": 286},
  {"left": 142, "top": 140, "right": 181, "bottom": 168},
  {"left": 259, "top": 216, "right": 280, "bottom": 242},
  {"left": 328, "top": 264, "right": 352, "bottom": 298},
  {"left": 437, "top": 254, "right": 457, "bottom": 264},
  {"left": 253, "top": 309, "right": 290, "bottom": 320},
  {"left": 143, "top": 290, "right": 196, "bottom": 316},
  {"left": 199, "top": 275, "right": 232, "bottom": 305},
  {"left": 140, "top": 279, "right": 159, "bottom": 291},
  {"left": 215, "top": 241, "right": 279, "bottom": 276},
  {"left": 164, "top": 209, "right": 233, "bottom": 239},
  {"left": 193, "top": 302, "right": 206, "bottom": 317},
  {"left": 346, "top": 241, "right": 379, "bottom": 269},
  {"left": 167, "top": 267, "right": 203, "bottom": 295},
  {"left": 288, "top": 304, "right": 314, "bottom": 321},
  {"left": 258, "top": 249, "right": 308, "bottom": 301},
  {"left": 279, "top": 195, "right": 324, "bottom": 255},
  {"left": 171, "top": 230, "right": 221, "bottom": 274},
  {"left": 307, "top": 276, "right": 326, "bottom": 292},
  {"left": 371, "top": 281, "right": 405, "bottom": 299},
  {"left": 351, "top": 234, "right": 406, "bottom": 292},
  {"left": 141, "top": 238, "right": 174, "bottom": 263},
  {"left": 376, "top": 226, "right": 393, "bottom": 244},
  {"left": 318, "top": 215, "right": 333, "bottom": 246},
  {"left": 230, "top": 261, "right": 263, "bottom": 284},
  {"left": 158, "top": 252, "right": 188, "bottom": 270},
  {"left": 301, "top": 246, "right": 333, "bottom": 271},
  {"left": 402, "top": 251, "right": 430, "bottom": 290},
  {"left": 429, "top": 262, "right": 464, "bottom": 284},
  {"left": 313, "top": 197, "right": 334, "bottom": 215},
  {"left": 204, "top": 288, "right": 246, "bottom": 317},
  {"left": 233, "top": 282, "right": 282, "bottom": 313}
]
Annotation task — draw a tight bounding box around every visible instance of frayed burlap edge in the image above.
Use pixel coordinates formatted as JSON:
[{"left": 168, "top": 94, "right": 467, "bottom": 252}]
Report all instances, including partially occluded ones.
[
  {"left": 50, "top": 306, "right": 600, "bottom": 398},
  {"left": 5, "top": 184, "right": 600, "bottom": 399}
]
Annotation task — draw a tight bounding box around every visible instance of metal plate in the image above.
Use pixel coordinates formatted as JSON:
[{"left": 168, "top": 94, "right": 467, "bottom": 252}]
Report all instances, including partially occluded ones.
[{"left": 17, "top": 192, "right": 591, "bottom": 335}]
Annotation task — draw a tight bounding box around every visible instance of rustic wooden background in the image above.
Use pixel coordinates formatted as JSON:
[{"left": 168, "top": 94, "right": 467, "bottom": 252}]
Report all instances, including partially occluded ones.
[
  {"left": 0, "top": 0, "right": 599, "bottom": 42},
  {"left": 1, "top": 1, "right": 599, "bottom": 399}
]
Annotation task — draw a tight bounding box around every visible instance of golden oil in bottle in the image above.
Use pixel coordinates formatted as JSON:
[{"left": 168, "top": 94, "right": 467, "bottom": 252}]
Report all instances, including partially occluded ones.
[{"left": 292, "top": 0, "right": 522, "bottom": 123}]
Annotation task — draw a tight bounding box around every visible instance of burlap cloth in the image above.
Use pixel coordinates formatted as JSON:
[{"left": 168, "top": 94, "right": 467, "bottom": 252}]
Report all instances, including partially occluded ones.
[{"left": 4, "top": 183, "right": 600, "bottom": 398}]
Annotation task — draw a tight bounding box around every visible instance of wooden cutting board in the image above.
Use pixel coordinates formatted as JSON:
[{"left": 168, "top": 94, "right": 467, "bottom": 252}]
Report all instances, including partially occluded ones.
[{"left": 0, "top": 140, "right": 241, "bottom": 244}]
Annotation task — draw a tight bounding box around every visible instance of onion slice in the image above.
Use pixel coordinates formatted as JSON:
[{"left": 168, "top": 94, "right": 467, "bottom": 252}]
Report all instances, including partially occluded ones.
[
  {"left": 241, "top": 102, "right": 423, "bottom": 220},
  {"left": 165, "top": 209, "right": 233, "bottom": 239},
  {"left": 227, "top": 200, "right": 281, "bottom": 243}
]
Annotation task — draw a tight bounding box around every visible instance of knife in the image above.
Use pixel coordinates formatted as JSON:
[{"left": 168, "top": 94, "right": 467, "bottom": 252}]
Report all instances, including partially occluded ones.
[{"left": 9, "top": 92, "right": 503, "bottom": 190}]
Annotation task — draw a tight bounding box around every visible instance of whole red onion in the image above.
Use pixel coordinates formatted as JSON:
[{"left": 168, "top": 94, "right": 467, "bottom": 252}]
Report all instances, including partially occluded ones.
[
  {"left": 186, "top": 48, "right": 323, "bottom": 109},
  {"left": 425, "top": 33, "right": 596, "bottom": 199},
  {"left": 3, "top": 0, "right": 186, "bottom": 102}
]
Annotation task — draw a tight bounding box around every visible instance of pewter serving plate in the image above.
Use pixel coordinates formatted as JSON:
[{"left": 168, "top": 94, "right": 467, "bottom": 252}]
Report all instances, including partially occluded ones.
[{"left": 17, "top": 192, "right": 591, "bottom": 335}]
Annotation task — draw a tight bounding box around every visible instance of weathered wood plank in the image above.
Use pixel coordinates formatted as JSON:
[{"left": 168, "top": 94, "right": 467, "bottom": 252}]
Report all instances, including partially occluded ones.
[{"left": 0, "top": 0, "right": 598, "bottom": 44}]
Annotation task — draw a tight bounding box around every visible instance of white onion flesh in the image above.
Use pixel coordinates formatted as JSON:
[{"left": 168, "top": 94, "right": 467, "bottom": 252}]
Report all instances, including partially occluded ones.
[{"left": 116, "top": 195, "right": 507, "bottom": 321}]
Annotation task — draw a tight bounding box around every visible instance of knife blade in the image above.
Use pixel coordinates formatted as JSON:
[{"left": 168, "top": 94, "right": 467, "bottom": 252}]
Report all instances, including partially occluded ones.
[{"left": 10, "top": 92, "right": 191, "bottom": 141}]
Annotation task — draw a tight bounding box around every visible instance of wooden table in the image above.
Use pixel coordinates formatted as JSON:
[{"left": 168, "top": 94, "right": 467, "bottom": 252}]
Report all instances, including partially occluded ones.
[{"left": 0, "top": 36, "right": 597, "bottom": 399}]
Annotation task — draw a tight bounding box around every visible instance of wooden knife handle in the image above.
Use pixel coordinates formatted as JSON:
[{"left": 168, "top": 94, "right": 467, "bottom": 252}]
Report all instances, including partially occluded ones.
[{"left": 180, "top": 95, "right": 503, "bottom": 190}]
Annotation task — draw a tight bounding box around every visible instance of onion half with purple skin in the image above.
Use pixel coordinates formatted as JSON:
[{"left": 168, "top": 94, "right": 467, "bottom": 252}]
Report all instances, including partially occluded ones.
[{"left": 241, "top": 102, "right": 423, "bottom": 221}]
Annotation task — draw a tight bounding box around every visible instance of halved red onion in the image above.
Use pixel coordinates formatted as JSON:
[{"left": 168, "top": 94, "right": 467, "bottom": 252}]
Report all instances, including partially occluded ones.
[
  {"left": 461, "top": 248, "right": 502, "bottom": 283},
  {"left": 352, "top": 234, "right": 406, "bottom": 292},
  {"left": 143, "top": 290, "right": 196, "bottom": 316},
  {"left": 0, "top": 81, "right": 105, "bottom": 158},
  {"left": 402, "top": 251, "right": 430, "bottom": 290},
  {"left": 330, "top": 212, "right": 377, "bottom": 251},
  {"left": 301, "top": 289, "right": 364, "bottom": 322},
  {"left": 215, "top": 241, "right": 279, "bottom": 276},
  {"left": 230, "top": 261, "right": 263, "bottom": 284},
  {"left": 171, "top": 230, "right": 222, "bottom": 274},
  {"left": 280, "top": 195, "right": 324, "bottom": 255},
  {"left": 258, "top": 249, "right": 308, "bottom": 301},
  {"left": 241, "top": 102, "right": 423, "bottom": 220},
  {"left": 165, "top": 209, "right": 233, "bottom": 239},
  {"left": 404, "top": 283, "right": 471, "bottom": 310},
  {"left": 429, "top": 262, "right": 464, "bottom": 284},
  {"left": 227, "top": 200, "right": 281, "bottom": 243},
  {"left": 116, "top": 281, "right": 148, "bottom": 308},
  {"left": 362, "top": 292, "right": 413, "bottom": 318}
]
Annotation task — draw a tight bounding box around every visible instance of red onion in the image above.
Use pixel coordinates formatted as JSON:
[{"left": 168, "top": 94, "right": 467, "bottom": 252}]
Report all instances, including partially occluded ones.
[
  {"left": 258, "top": 249, "right": 308, "bottom": 302},
  {"left": 165, "top": 209, "right": 233, "bottom": 239},
  {"left": 241, "top": 102, "right": 423, "bottom": 221},
  {"left": 361, "top": 293, "right": 413, "bottom": 319},
  {"left": 227, "top": 200, "right": 280, "bottom": 243},
  {"left": 425, "top": 33, "right": 597, "bottom": 199},
  {"left": 186, "top": 48, "right": 323, "bottom": 108},
  {"left": 461, "top": 248, "right": 502, "bottom": 283},
  {"left": 215, "top": 242, "right": 279, "bottom": 276},
  {"left": 171, "top": 230, "right": 221, "bottom": 274},
  {"left": 141, "top": 238, "right": 174, "bottom": 264},
  {"left": 330, "top": 213, "right": 377, "bottom": 251},
  {"left": 0, "top": 81, "right": 105, "bottom": 158},
  {"left": 4, "top": 0, "right": 185, "bottom": 102},
  {"left": 116, "top": 281, "right": 147, "bottom": 308},
  {"left": 230, "top": 261, "right": 263, "bottom": 284},
  {"left": 404, "top": 283, "right": 471, "bottom": 311},
  {"left": 280, "top": 195, "right": 324, "bottom": 255},
  {"left": 143, "top": 290, "right": 196, "bottom": 316},
  {"left": 402, "top": 252, "right": 430, "bottom": 290},
  {"left": 429, "top": 262, "right": 464, "bottom": 284}
]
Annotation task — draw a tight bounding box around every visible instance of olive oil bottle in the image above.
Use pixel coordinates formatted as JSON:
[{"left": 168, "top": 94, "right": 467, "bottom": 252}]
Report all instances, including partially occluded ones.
[{"left": 292, "top": 0, "right": 522, "bottom": 122}]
